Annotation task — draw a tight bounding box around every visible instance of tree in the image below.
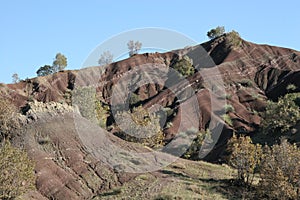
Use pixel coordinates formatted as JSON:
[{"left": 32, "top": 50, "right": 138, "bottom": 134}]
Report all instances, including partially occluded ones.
[
  {"left": 207, "top": 26, "right": 225, "bottom": 39},
  {"left": 36, "top": 65, "right": 53, "bottom": 77},
  {"left": 127, "top": 40, "right": 142, "bottom": 56},
  {"left": 53, "top": 53, "right": 67, "bottom": 71},
  {"left": 12, "top": 73, "right": 20, "bottom": 83},
  {"left": 98, "top": 51, "right": 114, "bottom": 65},
  {"left": 0, "top": 141, "right": 36, "bottom": 199}
]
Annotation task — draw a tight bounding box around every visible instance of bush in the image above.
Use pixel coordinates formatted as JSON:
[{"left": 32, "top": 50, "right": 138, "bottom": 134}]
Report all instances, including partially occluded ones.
[
  {"left": 228, "top": 134, "right": 262, "bottom": 186},
  {"left": 115, "top": 106, "right": 164, "bottom": 148},
  {"left": 72, "top": 87, "right": 110, "bottom": 128},
  {"left": 224, "top": 93, "right": 232, "bottom": 100},
  {"left": 259, "top": 139, "right": 300, "bottom": 199},
  {"left": 95, "top": 100, "right": 110, "bottom": 128},
  {"left": 228, "top": 135, "right": 300, "bottom": 199},
  {"left": 0, "top": 98, "right": 19, "bottom": 139},
  {"left": 128, "top": 93, "right": 140, "bottom": 106},
  {"left": 183, "top": 129, "right": 212, "bottom": 159},
  {"left": 72, "top": 87, "right": 98, "bottom": 121},
  {"left": 222, "top": 114, "right": 233, "bottom": 126},
  {"left": 0, "top": 141, "right": 36, "bottom": 199},
  {"left": 286, "top": 84, "right": 297, "bottom": 91},
  {"left": 226, "top": 30, "right": 242, "bottom": 48},
  {"left": 262, "top": 93, "right": 300, "bottom": 134},
  {"left": 207, "top": 26, "right": 225, "bottom": 39},
  {"left": 238, "top": 79, "right": 253, "bottom": 87},
  {"left": 172, "top": 56, "right": 194, "bottom": 77},
  {"left": 224, "top": 104, "right": 235, "bottom": 113}
]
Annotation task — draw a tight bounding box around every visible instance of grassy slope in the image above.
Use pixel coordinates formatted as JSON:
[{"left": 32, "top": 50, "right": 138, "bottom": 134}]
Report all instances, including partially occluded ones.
[{"left": 93, "top": 159, "right": 245, "bottom": 200}]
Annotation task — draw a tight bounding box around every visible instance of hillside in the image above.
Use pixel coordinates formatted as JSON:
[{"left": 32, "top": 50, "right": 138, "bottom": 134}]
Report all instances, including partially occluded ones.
[{"left": 1, "top": 33, "right": 300, "bottom": 199}]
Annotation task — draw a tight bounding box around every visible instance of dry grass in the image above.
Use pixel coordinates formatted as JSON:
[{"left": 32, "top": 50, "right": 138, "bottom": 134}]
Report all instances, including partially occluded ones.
[{"left": 93, "top": 159, "right": 240, "bottom": 200}]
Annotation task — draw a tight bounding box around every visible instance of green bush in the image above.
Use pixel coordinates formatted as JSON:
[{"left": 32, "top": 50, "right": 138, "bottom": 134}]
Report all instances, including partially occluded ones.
[
  {"left": 72, "top": 87, "right": 110, "bottom": 128},
  {"left": 172, "top": 56, "right": 194, "bottom": 77},
  {"left": 0, "top": 141, "right": 36, "bottom": 199},
  {"left": 238, "top": 79, "right": 253, "bottom": 87},
  {"left": 222, "top": 114, "right": 233, "bottom": 126},
  {"left": 286, "top": 84, "right": 297, "bottom": 91},
  {"left": 72, "top": 87, "right": 98, "bottom": 121},
  {"left": 259, "top": 140, "right": 300, "bottom": 199},
  {"left": 262, "top": 93, "right": 300, "bottom": 134},
  {"left": 115, "top": 106, "right": 164, "bottom": 148},
  {"left": 183, "top": 129, "right": 212, "bottom": 159},
  {"left": 95, "top": 100, "right": 110, "bottom": 128},
  {"left": 224, "top": 93, "right": 232, "bottom": 100},
  {"left": 226, "top": 30, "right": 242, "bottom": 48},
  {"left": 128, "top": 93, "right": 140, "bottom": 106},
  {"left": 224, "top": 104, "right": 235, "bottom": 113}
]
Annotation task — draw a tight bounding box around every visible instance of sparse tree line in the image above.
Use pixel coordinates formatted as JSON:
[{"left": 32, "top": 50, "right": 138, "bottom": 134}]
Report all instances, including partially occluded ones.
[{"left": 12, "top": 26, "right": 243, "bottom": 82}]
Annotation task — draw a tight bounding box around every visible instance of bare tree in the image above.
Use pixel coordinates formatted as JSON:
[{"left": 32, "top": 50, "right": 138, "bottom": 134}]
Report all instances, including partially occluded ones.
[
  {"left": 98, "top": 51, "right": 113, "bottom": 65},
  {"left": 127, "top": 40, "right": 142, "bottom": 56},
  {"left": 12, "top": 73, "right": 20, "bottom": 83}
]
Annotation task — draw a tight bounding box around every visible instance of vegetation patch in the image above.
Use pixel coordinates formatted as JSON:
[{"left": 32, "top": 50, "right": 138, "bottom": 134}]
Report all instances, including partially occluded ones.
[{"left": 0, "top": 141, "right": 36, "bottom": 199}]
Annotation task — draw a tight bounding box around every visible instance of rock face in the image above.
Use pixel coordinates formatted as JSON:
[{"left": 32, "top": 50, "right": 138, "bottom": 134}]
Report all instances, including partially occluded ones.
[{"left": 1, "top": 34, "right": 300, "bottom": 199}]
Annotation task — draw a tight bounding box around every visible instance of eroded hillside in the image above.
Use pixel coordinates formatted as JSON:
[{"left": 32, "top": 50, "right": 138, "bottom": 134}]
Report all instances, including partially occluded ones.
[{"left": 1, "top": 34, "right": 300, "bottom": 199}]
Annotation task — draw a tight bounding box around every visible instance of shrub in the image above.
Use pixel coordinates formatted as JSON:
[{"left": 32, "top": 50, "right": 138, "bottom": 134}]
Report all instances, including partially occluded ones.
[
  {"left": 259, "top": 139, "right": 300, "bottom": 199},
  {"left": 0, "top": 141, "right": 36, "bottom": 199},
  {"left": 115, "top": 106, "right": 164, "bottom": 148},
  {"left": 72, "top": 87, "right": 110, "bottom": 128},
  {"left": 207, "top": 26, "right": 225, "bottom": 39},
  {"left": 183, "top": 129, "right": 212, "bottom": 159},
  {"left": 224, "top": 104, "right": 235, "bottom": 113},
  {"left": 172, "top": 56, "right": 194, "bottom": 77},
  {"left": 251, "top": 93, "right": 260, "bottom": 100},
  {"left": 224, "top": 93, "right": 232, "bottom": 100},
  {"left": 95, "top": 100, "right": 110, "bottom": 128},
  {"left": 128, "top": 93, "right": 140, "bottom": 106},
  {"left": 226, "top": 30, "right": 242, "bottom": 48},
  {"left": 286, "top": 83, "right": 297, "bottom": 91},
  {"left": 262, "top": 93, "right": 300, "bottom": 134},
  {"left": 72, "top": 87, "right": 98, "bottom": 121},
  {"left": 165, "top": 122, "right": 173, "bottom": 129},
  {"left": 0, "top": 98, "right": 19, "bottom": 139},
  {"left": 222, "top": 114, "right": 233, "bottom": 126},
  {"left": 228, "top": 134, "right": 262, "bottom": 186},
  {"left": 238, "top": 79, "right": 253, "bottom": 87},
  {"left": 63, "top": 89, "right": 72, "bottom": 105}
]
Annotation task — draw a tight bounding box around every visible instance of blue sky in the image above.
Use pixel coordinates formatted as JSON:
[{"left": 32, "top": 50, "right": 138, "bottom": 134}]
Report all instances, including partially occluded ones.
[{"left": 1, "top": 1, "right": 300, "bottom": 83}]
